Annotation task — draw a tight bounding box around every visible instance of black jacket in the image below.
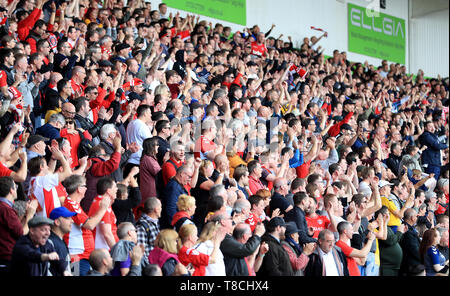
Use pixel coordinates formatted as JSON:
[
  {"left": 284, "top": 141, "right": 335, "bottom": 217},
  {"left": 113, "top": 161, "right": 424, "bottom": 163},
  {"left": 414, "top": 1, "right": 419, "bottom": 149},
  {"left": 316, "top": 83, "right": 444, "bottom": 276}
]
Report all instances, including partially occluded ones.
[
  {"left": 75, "top": 114, "right": 105, "bottom": 142},
  {"left": 220, "top": 233, "right": 261, "bottom": 276},
  {"left": 284, "top": 206, "right": 317, "bottom": 244},
  {"left": 399, "top": 223, "right": 423, "bottom": 276},
  {"left": 257, "top": 233, "right": 294, "bottom": 276}
]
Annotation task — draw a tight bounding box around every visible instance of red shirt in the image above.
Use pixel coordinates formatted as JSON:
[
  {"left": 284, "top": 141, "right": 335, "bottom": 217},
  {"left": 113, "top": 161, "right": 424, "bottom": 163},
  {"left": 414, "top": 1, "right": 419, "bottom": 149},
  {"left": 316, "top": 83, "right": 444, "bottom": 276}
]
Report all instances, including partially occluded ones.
[
  {"left": 194, "top": 135, "right": 216, "bottom": 160},
  {"left": 305, "top": 214, "right": 331, "bottom": 239},
  {"left": 251, "top": 41, "right": 268, "bottom": 57},
  {"left": 335, "top": 240, "right": 360, "bottom": 276},
  {"left": 162, "top": 157, "right": 184, "bottom": 186},
  {"left": 178, "top": 245, "right": 209, "bottom": 276},
  {"left": 0, "top": 161, "right": 13, "bottom": 177},
  {"left": 70, "top": 79, "right": 85, "bottom": 97},
  {"left": 248, "top": 176, "right": 265, "bottom": 195},
  {"left": 0, "top": 70, "right": 7, "bottom": 88},
  {"left": 63, "top": 197, "right": 95, "bottom": 261},
  {"left": 245, "top": 211, "right": 262, "bottom": 232},
  {"left": 88, "top": 195, "right": 119, "bottom": 250}
]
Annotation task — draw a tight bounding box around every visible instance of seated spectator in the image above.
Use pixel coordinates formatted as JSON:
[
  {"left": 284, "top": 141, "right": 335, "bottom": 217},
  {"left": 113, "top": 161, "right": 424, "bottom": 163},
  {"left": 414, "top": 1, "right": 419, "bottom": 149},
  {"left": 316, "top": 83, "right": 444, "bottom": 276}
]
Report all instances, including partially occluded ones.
[{"left": 419, "top": 228, "right": 449, "bottom": 276}]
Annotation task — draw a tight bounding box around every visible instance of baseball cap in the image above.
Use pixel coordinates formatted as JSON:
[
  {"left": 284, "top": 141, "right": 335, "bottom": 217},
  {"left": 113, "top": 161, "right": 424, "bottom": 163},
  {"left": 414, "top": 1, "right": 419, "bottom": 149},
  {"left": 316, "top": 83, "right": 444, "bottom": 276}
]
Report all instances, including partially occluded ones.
[
  {"left": 268, "top": 217, "right": 286, "bottom": 229},
  {"left": 26, "top": 134, "right": 49, "bottom": 148},
  {"left": 115, "top": 43, "right": 130, "bottom": 53},
  {"left": 128, "top": 91, "right": 144, "bottom": 102},
  {"left": 28, "top": 216, "right": 54, "bottom": 228},
  {"left": 98, "top": 60, "right": 114, "bottom": 68},
  {"left": 378, "top": 180, "right": 394, "bottom": 188},
  {"left": 49, "top": 206, "right": 77, "bottom": 220},
  {"left": 343, "top": 99, "right": 355, "bottom": 106}
]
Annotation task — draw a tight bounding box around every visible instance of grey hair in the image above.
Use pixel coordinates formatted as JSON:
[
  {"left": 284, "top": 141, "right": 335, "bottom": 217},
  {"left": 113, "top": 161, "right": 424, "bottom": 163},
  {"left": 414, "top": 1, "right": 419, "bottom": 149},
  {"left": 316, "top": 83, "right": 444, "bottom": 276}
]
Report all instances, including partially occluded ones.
[
  {"left": 117, "top": 222, "right": 135, "bottom": 240},
  {"left": 100, "top": 123, "right": 117, "bottom": 141},
  {"left": 48, "top": 113, "right": 65, "bottom": 126},
  {"left": 232, "top": 198, "right": 250, "bottom": 213},
  {"left": 210, "top": 184, "right": 226, "bottom": 198},
  {"left": 212, "top": 88, "right": 226, "bottom": 100},
  {"left": 318, "top": 229, "right": 334, "bottom": 241}
]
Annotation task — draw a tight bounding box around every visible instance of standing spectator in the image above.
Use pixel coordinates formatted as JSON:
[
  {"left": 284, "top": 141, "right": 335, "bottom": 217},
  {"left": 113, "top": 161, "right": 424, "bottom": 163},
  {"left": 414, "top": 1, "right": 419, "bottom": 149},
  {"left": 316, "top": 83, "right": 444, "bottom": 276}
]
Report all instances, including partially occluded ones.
[
  {"left": 136, "top": 197, "right": 161, "bottom": 261},
  {"left": 269, "top": 177, "right": 294, "bottom": 217},
  {"left": 171, "top": 194, "right": 196, "bottom": 232},
  {"left": 420, "top": 121, "right": 448, "bottom": 180},
  {"left": 86, "top": 248, "right": 114, "bottom": 276},
  {"left": 0, "top": 176, "right": 37, "bottom": 275},
  {"left": 74, "top": 97, "right": 111, "bottom": 146},
  {"left": 285, "top": 191, "right": 317, "bottom": 245},
  {"left": 112, "top": 168, "right": 141, "bottom": 225},
  {"left": 109, "top": 222, "right": 142, "bottom": 276},
  {"left": 125, "top": 104, "right": 153, "bottom": 178},
  {"left": 88, "top": 176, "right": 119, "bottom": 250},
  {"left": 399, "top": 208, "right": 425, "bottom": 276},
  {"left": 304, "top": 229, "right": 349, "bottom": 276},
  {"left": 10, "top": 216, "right": 62, "bottom": 276},
  {"left": 178, "top": 223, "right": 225, "bottom": 276},
  {"left": 62, "top": 174, "right": 111, "bottom": 276},
  {"left": 335, "top": 221, "right": 376, "bottom": 276},
  {"left": 148, "top": 229, "right": 181, "bottom": 276},
  {"left": 220, "top": 221, "right": 265, "bottom": 276},
  {"left": 376, "top": 206, "right": 405, "bottom": 276},
  {"left": 48, "top": 206, "right": 77, "bottom": 276},
  {"left": 28, "top": 146, "right": 72, "bottom": 218},
  {"left": 419, "top": 228, "right": 449, "bottom": 276},
  {"left": 139, "top": 137, "right": 161, "bottom": 206},
  {"left": 257, "top": 217, "right": 294, "bottom": 276}
]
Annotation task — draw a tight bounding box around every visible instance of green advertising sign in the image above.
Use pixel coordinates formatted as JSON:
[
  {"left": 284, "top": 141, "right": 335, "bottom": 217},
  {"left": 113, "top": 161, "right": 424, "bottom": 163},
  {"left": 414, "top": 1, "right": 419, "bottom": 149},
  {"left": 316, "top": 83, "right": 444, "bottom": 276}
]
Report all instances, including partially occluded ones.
[
  {"left": 348, "top": 3, "right": 406, "bottom": 64},
  {"left": 165, "top": 0, "right": 246, "bottom": 26}
]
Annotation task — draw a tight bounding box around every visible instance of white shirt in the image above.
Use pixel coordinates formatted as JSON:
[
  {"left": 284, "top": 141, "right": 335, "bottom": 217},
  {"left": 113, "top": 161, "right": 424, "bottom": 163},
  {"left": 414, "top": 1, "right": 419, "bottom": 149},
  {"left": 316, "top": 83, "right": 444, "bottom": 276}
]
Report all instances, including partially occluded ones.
[
  {"left": 358, "top": 181, "right": 372, "bottom": 198},
  {"left": 126, "top": 118, "right": 152, "bottom": 165},
  {"left": 318, "top": 247, "right": 340, "bottom": 276},
  {"left": 194, "top": 240, "right": 226, "bottom": 276}
]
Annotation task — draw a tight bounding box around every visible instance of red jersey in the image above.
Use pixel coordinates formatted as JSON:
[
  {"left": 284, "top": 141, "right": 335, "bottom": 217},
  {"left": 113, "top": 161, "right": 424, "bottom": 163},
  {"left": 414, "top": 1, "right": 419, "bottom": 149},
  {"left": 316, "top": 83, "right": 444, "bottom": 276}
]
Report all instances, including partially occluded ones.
[
  {"left": 70, "top": 79, "right": 85, "bottom": 97},
  {"left": 248, "top": 176, "right": 266, "bottom": 195},
  {"left": 251, "top": 41, "right": 268, "bottom": 57},
  {"left": 0, "top": 161, "right": 13, "bottom": 177},
  {"left": 305, "top": 214, "right": 331, "bottom": 239},
  {"left": 178, "top": 245, "right": 210, "bottom": 276},
  {"left": 245, "top": 211, "right": 262, "bottom": 232},
  {"left": 0, "top": 70, "right": 7, "bottom": 88},
  {"left": 335, "top": 240, "right": 360, "bottom": 276},
  {"left": 28, "top": 174, "right": 63, "bottom": 218},
  {"left": 194, "top": 135, "right": 216, "bottom": 160},
  {"left": 88, "top": 196, "right": 119, "bottom": 250},
  {"left": 63, "top": 197, "right": 95, "bottom": 261}
]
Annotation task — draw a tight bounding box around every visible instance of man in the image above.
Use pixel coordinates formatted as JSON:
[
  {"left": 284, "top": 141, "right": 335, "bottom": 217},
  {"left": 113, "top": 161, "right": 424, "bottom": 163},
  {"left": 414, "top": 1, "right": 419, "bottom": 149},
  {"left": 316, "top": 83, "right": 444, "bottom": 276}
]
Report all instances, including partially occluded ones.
[
  {"left": 36, "top": 113, "right": 65, "bottom": 141},
  {"left": 399, "top": 208, "right": 425, "bottom": 276},
  {"left": 125, "top": 104, "right": 153, "bottom": 177},
  {"left": 28, "top": 146, "right": 72, "bottom": 218},
  {"left": 160, "top": 165, "right": 192, "bottom": 229},
  {"left": 10, "top": 216, "right": 63, "bottom": 276},
  {"left": 304, "top": 229, "right": 349, "bottom": 276},
  {"left": 194, "top": 119, "right": 224, "bottom": 161},
  {"left": 48, "top": 206, "right": 76, "bottom": 276},
  {"left": 270, "top": 178, "right": 294, "bottom": 217},
  {"left": 419, "top": 121, "right": 448, "bottom": 180},
  {"left": 285, "top": 191, "right": 317, "bottom": 245},
  {"left": 305, "top": 196, "right": 331, "bottom": 239},
  {"left": 88, "top": 177, "right": 119, "bottom": 250},
  {"left": 70, "top": 66, "right": 86, "bottom": 97},
  {"left": 136, "top": 197, "right": 162, "bottom": 260},
  {"left": 220, "top": 222, "right": 265, "bottom": 276},
  {"left": 62, "top": 175, "right": 111, "bottom": 276},
  {"left": 25, "top": 19, "right": 48, "bottom": 54},
  {"left": 245, "top": 195, "right": 265, "bottom": 232},
  {"left": 380, "top": 180, "right": 414, "bottom": 233},
  {"left": 386, "top": 143, "right": 403, "bottom": 177},
  {"left": 247, "top": 160, "right": 266, "bottom": 195},
  {"left": 74, "top": 97, "right": 110, "bottom": 146},
  {"left": 25, "top": 134, "right": 48, "bottom": 161},
  {"left": 109, "top": 222, "right": 143, "bottom": 276},
  {"left": 335, "top": 221, "right": 376, "bottom": 276},
  {"left": 153, "top": 120, "right": 171, "bottom": 166},
  {"left": 86, "top": 248, "right": 113, "bottom": 276},
  {"left": 161, "top": 140, "right": 185, "bottom": 186},
  {"left": 0, "top": 176, "right": 37, "bottom": 275},
  {"left": 257, "top": 217, "right": 294, "bottom": 276},
  {"left": 437, "top": 227, "right": 449, "bottom": 261}
]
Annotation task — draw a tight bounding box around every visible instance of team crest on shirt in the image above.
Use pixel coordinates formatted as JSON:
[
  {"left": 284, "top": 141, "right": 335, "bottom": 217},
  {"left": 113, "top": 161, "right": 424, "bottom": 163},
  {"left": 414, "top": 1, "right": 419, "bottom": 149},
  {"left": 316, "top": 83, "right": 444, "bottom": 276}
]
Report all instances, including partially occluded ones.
[{"left": 317, "top": 219, "right": 322, "bottom": 225}]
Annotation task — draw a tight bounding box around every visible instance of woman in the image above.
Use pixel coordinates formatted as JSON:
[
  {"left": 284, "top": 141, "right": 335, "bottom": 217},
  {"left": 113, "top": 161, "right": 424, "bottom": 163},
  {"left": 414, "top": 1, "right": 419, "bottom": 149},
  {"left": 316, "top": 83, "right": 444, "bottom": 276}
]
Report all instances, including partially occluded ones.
[
  {"left": 148, "top": 229, "right": 181, "bottom": 276},
  {"left": 171, "top": 194, "right": 196, "bottom": 232},
  {"left": 139, "top": 137, "right": 161, "bottom": 206},
  {"left": 60, "top": 119, "right": 92, "bottom": 168},
  {"left": 192, "top": 221, "right": 226, "bottom": 276},
  {"left": 178, "top": 223, "right": 224, "bottom": 276},
  {"left": 255, "top": 189, "right": 272, "bottom": 221},
  {"left": 419, "top": 228, "right": 449, "bottom": 276},
  {"left": 191, "top": 160, "right": 223, "bottom": 230}
]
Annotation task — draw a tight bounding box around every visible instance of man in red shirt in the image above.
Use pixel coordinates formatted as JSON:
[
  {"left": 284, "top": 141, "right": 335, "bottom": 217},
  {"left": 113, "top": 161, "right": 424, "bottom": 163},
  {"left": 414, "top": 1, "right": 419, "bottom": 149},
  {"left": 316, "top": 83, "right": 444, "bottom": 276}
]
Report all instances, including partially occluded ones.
[
  {"left": 62, "top": 174, "right": 111, "bottom": 276},
  {"left": 335, "top": 221, "right": 376, "bottom": 276},
  {"left": 251, "top": 32, "right": 268, "bottom": 58},
  {"left": 70, "top": 66, "right": 86, "bottom": 98},
  {"left": 245, "top": 195, "right": 265, "bottom": 232},
  {"left": 162, "top": 141, "right": 185, "bottom": 186},
  {"left": 247, "top": 160, "right": 266, "bottom": 195},
  {"left": 194, "top": 120, "right": 224, "bottom": 161},
  {"left": 88, "top": 176, "right": 119, "bottom": 251},
  {"left": 305, "top": 197, "right": 331, "bottom": 239}
]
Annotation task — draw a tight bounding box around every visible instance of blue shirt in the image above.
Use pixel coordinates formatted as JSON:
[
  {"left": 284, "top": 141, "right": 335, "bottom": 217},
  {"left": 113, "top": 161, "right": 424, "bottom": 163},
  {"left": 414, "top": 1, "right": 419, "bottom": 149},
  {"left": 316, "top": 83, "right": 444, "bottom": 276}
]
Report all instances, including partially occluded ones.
[{"left": 425, "top": 246, "right": 446, "bottom": 276}]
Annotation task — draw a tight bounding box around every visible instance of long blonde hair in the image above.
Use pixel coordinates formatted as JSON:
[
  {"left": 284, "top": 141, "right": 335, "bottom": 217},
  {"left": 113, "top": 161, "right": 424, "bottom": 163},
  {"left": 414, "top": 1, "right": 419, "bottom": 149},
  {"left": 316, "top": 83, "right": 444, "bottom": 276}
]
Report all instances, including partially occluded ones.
[
  {"left": 155, "top": 229, "right": 180, "bottom": 254},
  {"left": 196, "top": 221, "right": 219, "bottom": 244}
]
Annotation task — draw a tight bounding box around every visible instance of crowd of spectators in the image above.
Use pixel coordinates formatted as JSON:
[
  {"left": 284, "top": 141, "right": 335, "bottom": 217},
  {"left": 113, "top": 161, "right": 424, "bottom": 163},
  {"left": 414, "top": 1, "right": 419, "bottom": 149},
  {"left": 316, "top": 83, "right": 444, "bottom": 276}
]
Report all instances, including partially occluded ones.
[{"left": 0, "top": 0, "right": 448, "bottom": 277}]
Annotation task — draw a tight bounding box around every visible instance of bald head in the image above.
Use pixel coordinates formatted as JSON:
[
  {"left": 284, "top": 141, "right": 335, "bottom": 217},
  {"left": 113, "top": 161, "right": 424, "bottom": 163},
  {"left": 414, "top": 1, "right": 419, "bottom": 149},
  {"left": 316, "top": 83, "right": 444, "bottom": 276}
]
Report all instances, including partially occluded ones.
[{"left": 50, "top": 72, "right": 63, "bottom": 84}]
